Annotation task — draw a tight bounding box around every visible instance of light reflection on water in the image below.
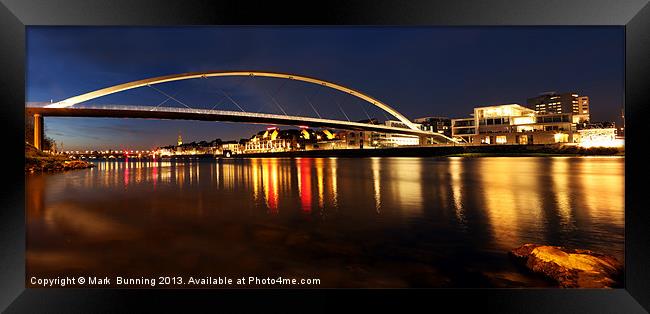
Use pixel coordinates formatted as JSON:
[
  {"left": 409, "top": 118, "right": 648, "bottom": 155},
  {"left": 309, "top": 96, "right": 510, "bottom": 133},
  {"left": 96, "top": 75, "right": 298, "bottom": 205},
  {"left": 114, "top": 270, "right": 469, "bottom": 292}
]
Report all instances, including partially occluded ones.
[{"left": 26, "top": 156, "right": 624, "bottom": 287}]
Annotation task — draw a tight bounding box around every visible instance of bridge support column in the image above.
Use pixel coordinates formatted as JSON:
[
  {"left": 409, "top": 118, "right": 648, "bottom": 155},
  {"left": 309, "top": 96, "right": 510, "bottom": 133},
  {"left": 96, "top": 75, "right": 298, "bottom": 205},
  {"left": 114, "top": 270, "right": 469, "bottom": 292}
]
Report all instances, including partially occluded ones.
[
  {"left": 419, "top": 135, "right": 432, "bottom": 146},
  {"left": 33, "top": 114, "right": 44, "bottom": 150}
]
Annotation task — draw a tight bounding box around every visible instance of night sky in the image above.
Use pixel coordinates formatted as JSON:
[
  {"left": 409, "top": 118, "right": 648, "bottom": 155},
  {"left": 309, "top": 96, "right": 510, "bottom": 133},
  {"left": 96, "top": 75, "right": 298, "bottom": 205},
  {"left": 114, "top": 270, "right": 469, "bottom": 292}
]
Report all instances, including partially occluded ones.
[{"left": 27, "top": 27, "right": 624, "bottom": 150}]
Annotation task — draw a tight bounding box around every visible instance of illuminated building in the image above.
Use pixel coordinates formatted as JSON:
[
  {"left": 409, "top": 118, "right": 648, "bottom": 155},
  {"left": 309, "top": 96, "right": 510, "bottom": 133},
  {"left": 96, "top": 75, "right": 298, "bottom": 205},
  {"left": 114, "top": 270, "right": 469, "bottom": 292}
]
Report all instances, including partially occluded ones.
[
  {"left": 243, "top": 127, "right": 333, "bottom": 153},
  {"left": 451, "top": 103, "right": 581, "bottom": 144},
  {"left": 526, "top": 92, "right": 590, "bottom": 121},
  {"left": 244, "top": 128, "right": 293, "bottom": 153},
  {"left": 341, "top": 120, "right": 421, "bottom": 149},
  {"left": 384, "top": 120, "right": 422, "bottom": 130},
  {"left": 378, "top": 121, "right": 421, "bottom": 146},
  {"left": 413, "top": 116, "right": 452, "bottom": 137},
  {"left": 343, "top": 131, "right": 373, "bottom": 149},
  {"left": 156, "top": 135, "right": 228, "bottom": 156},
  {"left": 578, "top": 128, "right": 624, "bottom": 148},
  {"left": 371, "top": 133, "right": 420, "bottom": 147},
  {"left": 221, "top": 141, "right": 242, "bottom": 154}
]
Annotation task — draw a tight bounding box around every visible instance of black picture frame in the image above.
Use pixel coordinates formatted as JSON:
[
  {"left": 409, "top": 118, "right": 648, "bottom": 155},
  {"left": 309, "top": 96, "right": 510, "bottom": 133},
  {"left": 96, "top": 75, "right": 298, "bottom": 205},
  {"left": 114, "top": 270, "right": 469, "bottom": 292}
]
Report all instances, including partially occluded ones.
[{"left": 1, "top": 0, "right": 649, "bottom": 312}]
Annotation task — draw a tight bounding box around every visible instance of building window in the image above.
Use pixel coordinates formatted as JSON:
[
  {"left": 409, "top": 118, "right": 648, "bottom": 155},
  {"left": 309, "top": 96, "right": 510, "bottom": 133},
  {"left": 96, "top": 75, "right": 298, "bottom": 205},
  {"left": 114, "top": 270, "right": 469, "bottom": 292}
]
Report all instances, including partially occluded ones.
[
  {"left": 496, "top": 136, "right": 507, "bottom": 144},
  {"left": 518, "top": 135, "right": 528, "bottom": 145},
  {"left": 554, "top": 133, "right": 569, "bottom": 143}
]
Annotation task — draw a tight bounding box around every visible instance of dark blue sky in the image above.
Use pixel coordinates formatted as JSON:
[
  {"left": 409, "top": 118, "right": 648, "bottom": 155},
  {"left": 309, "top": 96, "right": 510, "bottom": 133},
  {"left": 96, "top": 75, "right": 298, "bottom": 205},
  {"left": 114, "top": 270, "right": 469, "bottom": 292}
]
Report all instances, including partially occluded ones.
[{"left": 27, "top": 27, "right": 624, "bottom": 150}]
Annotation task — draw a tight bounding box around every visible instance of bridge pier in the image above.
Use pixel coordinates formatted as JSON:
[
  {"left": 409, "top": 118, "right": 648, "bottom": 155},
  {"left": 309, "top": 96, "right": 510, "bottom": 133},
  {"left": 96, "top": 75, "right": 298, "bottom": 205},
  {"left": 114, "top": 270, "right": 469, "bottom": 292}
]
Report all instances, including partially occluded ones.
[{"left": 33, "top": 114, "right": 44, "bottom": 150}]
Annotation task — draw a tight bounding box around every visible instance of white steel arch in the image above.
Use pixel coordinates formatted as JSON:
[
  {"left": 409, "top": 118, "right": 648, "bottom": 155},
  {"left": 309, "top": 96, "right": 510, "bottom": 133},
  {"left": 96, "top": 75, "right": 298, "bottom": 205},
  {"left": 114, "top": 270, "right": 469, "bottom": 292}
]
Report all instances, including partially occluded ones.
[{"left": 45, "top": 71, "right": 421, "bottom": 131}]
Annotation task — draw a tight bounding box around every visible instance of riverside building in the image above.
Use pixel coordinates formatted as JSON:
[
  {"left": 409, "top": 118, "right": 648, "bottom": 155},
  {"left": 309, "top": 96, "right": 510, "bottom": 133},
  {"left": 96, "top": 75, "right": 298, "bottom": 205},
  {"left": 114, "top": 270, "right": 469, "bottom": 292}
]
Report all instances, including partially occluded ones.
[
  {"left": 451, "top": 103, "right": 587, "bottom": 145},
  {"left": 526, "top": 91, "right": 590, "bottom": 119},
  {"left": 413, "top": 116, "right": 452, "bottom": 137}
]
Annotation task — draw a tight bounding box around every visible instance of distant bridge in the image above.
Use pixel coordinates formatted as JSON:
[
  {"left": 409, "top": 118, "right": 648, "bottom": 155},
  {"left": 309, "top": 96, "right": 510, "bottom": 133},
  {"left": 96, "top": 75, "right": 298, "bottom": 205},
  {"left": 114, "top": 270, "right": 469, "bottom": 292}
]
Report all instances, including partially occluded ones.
[{"left": 26, "top": 71, "right": 456, "bottom": 149}]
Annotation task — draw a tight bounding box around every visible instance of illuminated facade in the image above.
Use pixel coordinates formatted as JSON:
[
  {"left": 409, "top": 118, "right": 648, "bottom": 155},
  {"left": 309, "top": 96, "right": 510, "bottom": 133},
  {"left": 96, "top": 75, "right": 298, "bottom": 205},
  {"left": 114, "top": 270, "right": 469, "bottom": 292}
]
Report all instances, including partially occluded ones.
[
  {"left": 379, "top": 121, "right": 420, "bottom": 146},
  {"left": 243, "top": 127, "right": 341, "bottom": 153},
  {"left": 221, "top": 142, "right": 242, "bottom": 154},
  {"left": 413, "top": 116, "right": 452, "bottom": 137},
  {"left": 244, "top": 128, "right": 295, "bottom": 153},
  {"left": 578, "top": 128, "right": 624, "bottom": 148},
  {"left": 341, "top": 121, "right": 422, "bottom": 148},
  {"left": 451, "top": 104, "right": 582, "bottom": 144},
  {"left": 526, "top": 92, "right": 590, "bottom": 121}
]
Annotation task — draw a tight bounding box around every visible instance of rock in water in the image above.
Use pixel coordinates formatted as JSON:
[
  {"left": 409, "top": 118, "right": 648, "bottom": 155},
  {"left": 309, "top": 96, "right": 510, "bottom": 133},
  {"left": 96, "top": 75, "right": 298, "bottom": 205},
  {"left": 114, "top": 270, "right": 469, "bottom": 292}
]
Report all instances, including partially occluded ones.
[{"left": 510, "top": 244, "right": 623, "bottom": 288}]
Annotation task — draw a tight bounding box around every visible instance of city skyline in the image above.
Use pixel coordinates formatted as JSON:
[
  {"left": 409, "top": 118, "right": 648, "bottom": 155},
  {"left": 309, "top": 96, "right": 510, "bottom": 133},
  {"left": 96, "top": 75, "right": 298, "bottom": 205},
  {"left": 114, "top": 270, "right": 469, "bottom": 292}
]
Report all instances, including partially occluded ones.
[{"left": 27, "top": 26, "right": 624, "bottom": 150}]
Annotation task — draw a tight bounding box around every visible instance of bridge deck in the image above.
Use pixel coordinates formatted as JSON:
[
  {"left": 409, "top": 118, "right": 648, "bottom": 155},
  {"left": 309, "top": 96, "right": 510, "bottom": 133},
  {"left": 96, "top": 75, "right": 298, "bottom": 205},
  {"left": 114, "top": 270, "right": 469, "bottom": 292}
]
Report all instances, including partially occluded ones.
[{"left": 26, "top": 105, "right": 449, "bottom": 139}]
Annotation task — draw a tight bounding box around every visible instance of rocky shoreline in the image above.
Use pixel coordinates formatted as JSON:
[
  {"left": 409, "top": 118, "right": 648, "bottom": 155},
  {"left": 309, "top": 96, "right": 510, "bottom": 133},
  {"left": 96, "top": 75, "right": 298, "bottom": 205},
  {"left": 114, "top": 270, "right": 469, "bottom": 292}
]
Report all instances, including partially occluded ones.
[
  {"left": 510, "top": 244, "right": 623, "bottom": 288},
  {"left": 25, "top": 144, "right": 95, "bottom": 173},
  {"left": 26, "top": 157, "right": 95, "bottom": 173}
]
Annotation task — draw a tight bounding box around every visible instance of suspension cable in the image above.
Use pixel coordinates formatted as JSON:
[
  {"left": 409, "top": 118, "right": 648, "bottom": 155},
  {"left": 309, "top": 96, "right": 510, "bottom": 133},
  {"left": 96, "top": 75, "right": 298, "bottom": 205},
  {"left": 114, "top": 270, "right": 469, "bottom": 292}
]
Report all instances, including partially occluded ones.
[
  {"left": 337, "top": 102, "right": 351, "bottom": 122},
  {"left": 203, "top": 75, "right": 249, "bottom": 111},
  {"left": 251, "top": 75, "right": 288, "bottom": 116},
  {"left": 219, "top": 89, "right": 246, "bottom": 112},
  {"left": 146, "top": 84, "right": 191, "bottom": 109},
  {"left": 201, "top": 75, "right": 226, "bottom": 110},
  {"left": 151, "top": 93, "right": 175, "bottom": 110},
  {"left": 269, "top": 80, "right": 289, "bottom": 116},
  {"left": 357, "top": 98, "right": 372, "bottom": 120},
  {"left": 331, "top": 93, "right": 354, "bottom": 122},
  {"left": 305, "top": 95, "right": 322, "bottom": 118},
  {"left": 381, "top": 110, "right": 390, "bottom": 121}
]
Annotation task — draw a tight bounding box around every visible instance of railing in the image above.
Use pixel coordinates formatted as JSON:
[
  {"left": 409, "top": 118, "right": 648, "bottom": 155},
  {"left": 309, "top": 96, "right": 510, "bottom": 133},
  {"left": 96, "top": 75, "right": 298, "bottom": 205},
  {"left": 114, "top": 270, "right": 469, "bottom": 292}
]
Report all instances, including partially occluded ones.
[
  {"left": 27, "top": 103, "right": 463, "bottom": 142},
  {"left": 38, "top": 104, "right": 439, "bottom": 136}
]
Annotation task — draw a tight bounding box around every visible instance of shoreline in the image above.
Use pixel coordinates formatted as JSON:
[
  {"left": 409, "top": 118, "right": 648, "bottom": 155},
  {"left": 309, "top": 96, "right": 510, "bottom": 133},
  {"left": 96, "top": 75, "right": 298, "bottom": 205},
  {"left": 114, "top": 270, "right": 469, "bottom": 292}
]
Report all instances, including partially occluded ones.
[
  {"left": 25, "top": 144, "right": 95, "bottom": 173},
  {"left": 231, "top": 144, "right": 624, "bottom": 159},
  {"left": 47, "top": 144, "right": 624, "bottom": 161},
  {"left": 25, "top": 156, "right": 96, "bottom": 173}
]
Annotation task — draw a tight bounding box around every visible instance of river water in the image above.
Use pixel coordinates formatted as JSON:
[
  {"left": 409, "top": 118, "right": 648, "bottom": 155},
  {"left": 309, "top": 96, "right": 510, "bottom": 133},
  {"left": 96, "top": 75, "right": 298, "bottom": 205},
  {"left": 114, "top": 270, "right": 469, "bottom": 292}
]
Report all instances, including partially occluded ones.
[{"left": 26, "top": 156, "right": 624, "bottom": 288}]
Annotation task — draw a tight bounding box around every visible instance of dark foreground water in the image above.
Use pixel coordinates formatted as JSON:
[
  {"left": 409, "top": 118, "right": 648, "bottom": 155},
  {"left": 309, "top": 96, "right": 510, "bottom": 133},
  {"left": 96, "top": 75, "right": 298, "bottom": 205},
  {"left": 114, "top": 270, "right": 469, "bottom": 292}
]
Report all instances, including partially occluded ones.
[{"left": 26, "top": 156, "right": 624, "bottom": 288}]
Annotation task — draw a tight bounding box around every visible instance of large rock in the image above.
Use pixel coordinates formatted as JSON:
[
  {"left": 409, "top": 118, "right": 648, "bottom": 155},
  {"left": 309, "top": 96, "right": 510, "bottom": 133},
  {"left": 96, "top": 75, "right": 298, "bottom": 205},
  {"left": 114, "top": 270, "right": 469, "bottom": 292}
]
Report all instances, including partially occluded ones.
[
  {"left": 63, "top": 160, "right": 95, "bottom": 170},
  {"left": 510, "top": 244, "right": 623, "bottom": 288},
  {"left": 26, "top": 157, "right": 95, "bottom": 173}
]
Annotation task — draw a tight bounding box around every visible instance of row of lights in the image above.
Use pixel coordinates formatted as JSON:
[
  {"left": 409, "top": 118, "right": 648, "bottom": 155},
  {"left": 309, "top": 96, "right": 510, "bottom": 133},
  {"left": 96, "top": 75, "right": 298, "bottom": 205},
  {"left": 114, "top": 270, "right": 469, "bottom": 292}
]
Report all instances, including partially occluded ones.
[{"left": 63, "top": 150, "right": 154, "bottom": 154}]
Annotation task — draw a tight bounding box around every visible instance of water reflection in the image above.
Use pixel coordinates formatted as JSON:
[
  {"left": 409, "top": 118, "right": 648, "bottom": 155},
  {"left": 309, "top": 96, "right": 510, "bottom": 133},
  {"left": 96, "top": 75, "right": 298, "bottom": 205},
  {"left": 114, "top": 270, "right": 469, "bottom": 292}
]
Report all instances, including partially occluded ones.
[
  {"left": 26, "top": 157, "right": 625, "bottom": 287},
  {"left": 449, "top": 157, "right": 465, "bottom": 226},
  {"left": 578, "top": 158, "right": 625, "bottom": 226},
  {"left": 371, "top": 158, "right": 381, "bottom": 213},
  {"left": 265, "top": 158, "right": 279, "bottom": 213},
  {"left": 297, "top": 158, "right": 312, "bottom": 213},
  {"left": 479, "top": 158, "right": 545, "bottom": 250},
  {"left": 387, "top": 158, "right": 423, "bottom": 216},
  {"left": 551, "top": 157, "right": 574, "bottom": 230}
]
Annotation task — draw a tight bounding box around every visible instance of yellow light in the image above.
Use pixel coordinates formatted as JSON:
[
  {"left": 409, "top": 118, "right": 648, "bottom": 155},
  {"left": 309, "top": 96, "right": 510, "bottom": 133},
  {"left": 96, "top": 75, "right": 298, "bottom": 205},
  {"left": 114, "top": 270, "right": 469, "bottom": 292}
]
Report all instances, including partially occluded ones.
[
  {"left": 513, "top": 116, "right": 535, "bottom": 125},
  {"left": 578, "top": 128, "right": 623, "bottom": 148},
  {"left": 554, "top": 133, "right": 570, "bottom": 143},
  {"left": 579, "top": 138, "right": 624, "bottom": 148},
  {"left": 323, "top": 129, "right": 335, "bottom": 140}
]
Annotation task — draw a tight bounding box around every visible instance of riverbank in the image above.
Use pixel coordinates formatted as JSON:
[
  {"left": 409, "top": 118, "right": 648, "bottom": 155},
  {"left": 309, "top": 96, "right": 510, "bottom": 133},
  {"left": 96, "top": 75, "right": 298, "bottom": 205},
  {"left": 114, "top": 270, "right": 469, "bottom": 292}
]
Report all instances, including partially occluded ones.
[
  {"left": 510, "top": 244, "right": 623, "bottom": 288},
  {"left": 233, "top": 144, "right": 624, "bottom": 158},
  {"left": 26, "top": 144, "right": 95, "bottom": 173}
]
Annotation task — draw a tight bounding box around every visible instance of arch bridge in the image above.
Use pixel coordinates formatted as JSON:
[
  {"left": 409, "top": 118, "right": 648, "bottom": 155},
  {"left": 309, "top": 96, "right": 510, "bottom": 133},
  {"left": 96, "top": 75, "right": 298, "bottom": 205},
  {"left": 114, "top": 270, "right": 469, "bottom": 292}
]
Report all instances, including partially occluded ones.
[{"left": 26, "top": 71, "right": 455, "bottom": 149}]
